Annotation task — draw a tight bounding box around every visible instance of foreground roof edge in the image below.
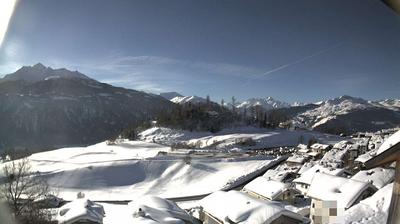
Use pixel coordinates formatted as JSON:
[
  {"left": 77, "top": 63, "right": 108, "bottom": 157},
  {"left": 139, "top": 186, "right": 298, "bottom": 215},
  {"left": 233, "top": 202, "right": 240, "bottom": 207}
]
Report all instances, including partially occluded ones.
[{"left": 365, "top": 142, "right": 400, "bottom": 169}]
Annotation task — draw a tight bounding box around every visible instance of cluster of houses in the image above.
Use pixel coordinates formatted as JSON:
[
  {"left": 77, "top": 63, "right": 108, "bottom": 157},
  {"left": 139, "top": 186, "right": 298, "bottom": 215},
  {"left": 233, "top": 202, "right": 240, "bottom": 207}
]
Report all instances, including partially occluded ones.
[
  {"left": 53, "top": 128, "right": 399, "bottom": 224},
  {"left": 196, "top": 129, "right": 398, "bottom": 224}
]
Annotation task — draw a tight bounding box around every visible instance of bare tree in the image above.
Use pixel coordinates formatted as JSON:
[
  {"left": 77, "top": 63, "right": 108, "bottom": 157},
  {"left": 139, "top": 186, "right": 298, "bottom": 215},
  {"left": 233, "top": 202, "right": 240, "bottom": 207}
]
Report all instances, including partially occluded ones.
[
  {"left": 183, "top": 155, "right": 192, "bottom": 165},
  {"left": 0, "top": 158, "right": 53, "bottom": 223}
]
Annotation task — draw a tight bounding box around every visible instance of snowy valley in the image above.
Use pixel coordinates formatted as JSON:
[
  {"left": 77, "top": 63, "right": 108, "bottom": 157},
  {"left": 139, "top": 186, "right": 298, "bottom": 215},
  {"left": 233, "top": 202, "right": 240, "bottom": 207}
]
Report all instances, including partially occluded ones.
[{"left": 0, "top": 65, "right": 399, "bottom": 224}]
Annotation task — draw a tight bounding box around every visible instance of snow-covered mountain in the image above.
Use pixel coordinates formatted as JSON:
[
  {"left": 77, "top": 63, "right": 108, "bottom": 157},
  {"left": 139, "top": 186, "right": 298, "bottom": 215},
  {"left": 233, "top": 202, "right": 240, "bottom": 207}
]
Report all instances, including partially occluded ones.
[
  {"left": 159, "top": 92, "right": 183, "bottom": 101},
  {"left": 170, "top": 95, "right": 208, "bottom": 104},
  {"left": 298, "top": 95, "right": 372, "bottom": 127},
  {"left": 236, "top": 97, "right": 290, "bottom": 111},
  {"left": 372, "top": 99, "right": 400, "bottom": 111},
  {"left": 0, "top": 63, "right": 92, "bottom": 83},
  {"left": 291, "top": 102, "right": 305, "bottom": 107},
  {"left": 0, "top": 64, "right": 174, "bottom": 151},
  {"left": 280, "top": 95, "right": 400, "bottom": 134}
]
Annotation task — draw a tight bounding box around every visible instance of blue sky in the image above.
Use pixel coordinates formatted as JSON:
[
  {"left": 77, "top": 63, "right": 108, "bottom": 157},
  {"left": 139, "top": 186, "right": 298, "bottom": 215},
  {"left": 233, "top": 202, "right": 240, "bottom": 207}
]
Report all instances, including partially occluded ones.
[{"left": 0, "top": 0, "right": 399, "bottom": 103}]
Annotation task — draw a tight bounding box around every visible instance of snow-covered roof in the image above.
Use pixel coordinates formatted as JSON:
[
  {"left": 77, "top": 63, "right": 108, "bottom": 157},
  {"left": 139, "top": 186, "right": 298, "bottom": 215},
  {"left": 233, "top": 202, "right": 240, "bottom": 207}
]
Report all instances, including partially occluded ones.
[
  {"left": 262, "top": 168, "right": 298, "bottom": 182},
  {"left": 376, "top": 129, "right": 400, "bottom": 155},
  {"left": 128, "top": 195, "right": 194, "bottom": 223},
  {"left": 351, "top": 167, "right": 395, "bottom": 189},
  {"left": 306, "top": 151, "right": 320, "bottom": 157},
  {"left": 57, "top": 198, "right": 105, "bottom": 224},
  {"left": 297, "top": 148, "right": 310, "bottom": 154},
  {"left": 293, "top": 165, "right": 344, "bottom": 186},
  {"left": 355, "top": 148, "right": 378, "bottom": 163},
  {"left": 319, "top": 148, "right": 349, "bottom": 168},
  {"left": 307, "top": 173, "right": 375, "bottom": 209},
  {"left": 199, "top": 190, "right": 304, "bottom": 224},
  {"left": 310, "top": 143, "right": 331, "bottom": 150},
  {"left": 365, "top": 130, "right": 400, "bottom": 168},
  {"left": 297, "top": 144, "right": 308, "bottom": 150},
  {"left": 333, "top": 140, "right": 353, "bottom": 149},
  {"left": 243, "top": 177, "right": 290, "bottom": 200},
  {"left": 286, "top": 154, "right": 306, "bottom": 164}
]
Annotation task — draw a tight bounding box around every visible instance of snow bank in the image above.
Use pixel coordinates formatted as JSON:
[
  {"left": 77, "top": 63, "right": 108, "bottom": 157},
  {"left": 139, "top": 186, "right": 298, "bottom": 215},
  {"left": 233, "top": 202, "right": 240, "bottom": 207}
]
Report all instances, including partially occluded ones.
[{"left": 345, "top": 183, "right": 393, "bottom": 224}]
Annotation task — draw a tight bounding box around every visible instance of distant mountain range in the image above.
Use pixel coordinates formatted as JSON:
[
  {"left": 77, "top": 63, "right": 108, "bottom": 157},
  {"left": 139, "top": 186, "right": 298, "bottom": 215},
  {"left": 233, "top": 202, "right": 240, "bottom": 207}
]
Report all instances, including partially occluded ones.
[
  {"left": 161, "top": 92, "right": 400, "bottom": 135},
  {"left": 236, "top": 97, "right": 290, "bottom": 111},
  {"left": 277, "top": 95, "right": 400, "bottom": 134},
  {"left": 160, "top": 94, "right": 291, "bottom": 111},
  {"left": 0, "top": 64, "right": 398, "bottom": 151},
  {"left": 0, "top": 63, "right": 174, "bottom": 151}
]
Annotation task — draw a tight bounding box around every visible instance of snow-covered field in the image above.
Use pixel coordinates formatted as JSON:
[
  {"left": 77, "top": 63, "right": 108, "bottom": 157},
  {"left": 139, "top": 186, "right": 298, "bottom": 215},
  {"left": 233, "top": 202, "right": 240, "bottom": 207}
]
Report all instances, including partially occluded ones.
[{"left": 1, "top": 140, "right": 279, "bottom": 201}]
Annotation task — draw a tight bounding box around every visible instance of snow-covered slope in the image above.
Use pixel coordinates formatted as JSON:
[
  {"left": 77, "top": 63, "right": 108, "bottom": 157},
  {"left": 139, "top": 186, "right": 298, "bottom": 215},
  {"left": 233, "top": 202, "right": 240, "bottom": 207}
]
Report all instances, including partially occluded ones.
[
  {"left": 297, "top": 95, "right": 372, "bottom": 128},
  {"left": 236, "top": 97, "right": 290, "bottom": 111},
  {"left": 286, "top": 95, "right": 400, "bottom": 134},
  {"left": 159, "top": 92, "right": 183, "bottom": 100},
  {"left": 373, "top": 99, "right": 400, "bottom": 111},
  {"left": 138, "top": 127, "right": 344, "bottom": 150},
  {"left": 170, "top": 95, "right": 207, "bottom": 104},
  {"left": 0, "top": 64, "right": 174, "bottom": 151},
  {"left": 0, "top": 140, "right": 277, "bottom": 201}
]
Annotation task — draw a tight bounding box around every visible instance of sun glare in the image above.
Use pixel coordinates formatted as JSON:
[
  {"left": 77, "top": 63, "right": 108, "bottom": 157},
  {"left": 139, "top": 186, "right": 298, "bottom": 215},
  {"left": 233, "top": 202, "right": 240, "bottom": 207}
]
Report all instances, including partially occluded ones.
[{"left": 0, "top": 0, "right": 18, "bottom": 47}]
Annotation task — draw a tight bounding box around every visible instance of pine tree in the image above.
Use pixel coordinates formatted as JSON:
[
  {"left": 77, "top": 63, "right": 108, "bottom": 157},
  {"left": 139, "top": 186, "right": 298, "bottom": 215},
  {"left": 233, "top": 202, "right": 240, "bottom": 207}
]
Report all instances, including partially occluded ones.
[{"left": 231, "top": 96, "right": 236, "bottom": 112}]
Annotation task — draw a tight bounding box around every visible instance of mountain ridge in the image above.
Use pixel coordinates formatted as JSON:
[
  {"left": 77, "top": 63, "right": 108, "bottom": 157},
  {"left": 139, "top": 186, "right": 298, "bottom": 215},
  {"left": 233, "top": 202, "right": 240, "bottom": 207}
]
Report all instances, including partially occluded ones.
[{"left": 0, "top": 64, "right": 175, "bottom": 151}]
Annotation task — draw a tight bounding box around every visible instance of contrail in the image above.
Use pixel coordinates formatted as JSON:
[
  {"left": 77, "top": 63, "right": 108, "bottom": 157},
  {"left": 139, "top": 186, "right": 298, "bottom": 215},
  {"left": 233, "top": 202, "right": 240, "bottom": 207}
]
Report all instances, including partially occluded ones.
[{"left": 243, "top": 42, "right": 343, "bottom": 85}]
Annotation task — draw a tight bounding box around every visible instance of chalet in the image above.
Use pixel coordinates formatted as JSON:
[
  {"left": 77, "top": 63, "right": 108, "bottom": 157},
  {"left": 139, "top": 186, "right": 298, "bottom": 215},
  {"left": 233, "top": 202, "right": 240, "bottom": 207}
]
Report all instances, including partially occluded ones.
[
  {"left": 364, "top": 130, "right": 400, "bottom": 224},
  {"left": 128, "top": 195, "right": 195, "bottom": 223},
  {"left": 307, "top": 173, "right": 376, "bottom": 224},
  {"left": 242, "top": 177, "right": 300, "bottom": 203},
  {"left": 296, "top": 144, "right": 310, "bottom": 154},
  {"left": 286, "top": 154, "right": 308, "bottom": 167},
  {"left": 306, "top": 151, "right": 322, "bottom": 160},
  {"left": 310, "top": 143, "right": 332, "bottom": 154},
  {"left": 57, "top": 198, "right": 105, "bottom": 224},
  {"left": 293, "top": 165, "right": 345, "bottom": 195},
  {"left": 199, "top": 190, "right": 306, "bottom": 224}
]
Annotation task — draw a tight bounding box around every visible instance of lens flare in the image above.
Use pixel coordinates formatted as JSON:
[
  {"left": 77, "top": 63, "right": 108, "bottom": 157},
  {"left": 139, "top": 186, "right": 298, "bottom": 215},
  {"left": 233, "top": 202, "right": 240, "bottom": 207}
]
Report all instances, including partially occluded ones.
[{"left": 0, "top": 0, "right": 18, "bottom": 48}]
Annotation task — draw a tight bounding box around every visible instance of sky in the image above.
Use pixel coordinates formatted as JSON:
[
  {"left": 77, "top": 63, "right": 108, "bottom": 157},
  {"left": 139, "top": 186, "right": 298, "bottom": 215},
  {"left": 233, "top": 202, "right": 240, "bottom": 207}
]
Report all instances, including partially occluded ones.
[{"left": 0, "top": 0, "right": 399, "bottom": 103}]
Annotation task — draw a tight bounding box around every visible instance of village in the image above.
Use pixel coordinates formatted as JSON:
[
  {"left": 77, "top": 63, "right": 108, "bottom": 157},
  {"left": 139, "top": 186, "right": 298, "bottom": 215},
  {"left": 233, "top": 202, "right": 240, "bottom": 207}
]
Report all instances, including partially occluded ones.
[{"left": 16, "top": 126, "right": 394, "bottom": 224}]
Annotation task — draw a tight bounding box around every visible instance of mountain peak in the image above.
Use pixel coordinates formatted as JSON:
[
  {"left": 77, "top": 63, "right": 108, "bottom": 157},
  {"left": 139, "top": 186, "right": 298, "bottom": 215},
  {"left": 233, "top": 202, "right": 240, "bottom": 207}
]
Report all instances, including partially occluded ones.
[
  {"left": 237, "top": 96, "right": 290, "bottom": 111},
  {"left": 326, "top": 95, "right": 368, "bottom": 105},
  {"left": 160, "top": 92, "right": 183, "bottom": 100},
  {"left": 1, "top": 64, "right": 91, "bottom": 83},
  {"left": 32, "top": 63, "right": 47, "bottom": 70},
  {"left": 170, "top": 95, "right": 207, "bottom": 104}
]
